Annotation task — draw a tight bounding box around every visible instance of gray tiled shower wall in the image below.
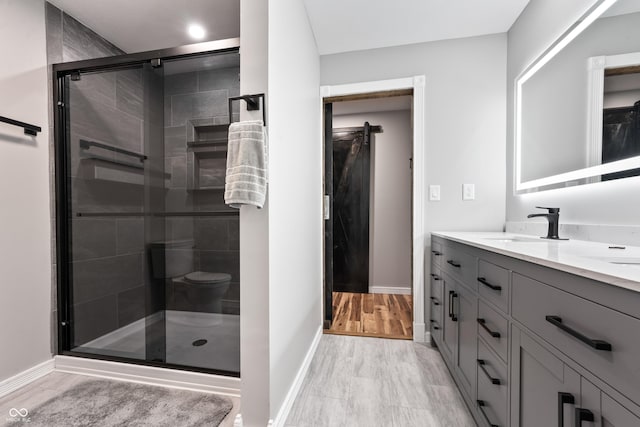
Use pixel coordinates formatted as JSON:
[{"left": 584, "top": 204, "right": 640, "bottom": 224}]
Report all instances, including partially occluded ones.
[{"left": 163, "top": 68, "right": 241, "bottom": 314}]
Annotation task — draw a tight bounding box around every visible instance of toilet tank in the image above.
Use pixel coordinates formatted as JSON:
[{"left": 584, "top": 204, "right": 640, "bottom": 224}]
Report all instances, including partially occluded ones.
[{"left": 149, "top": 240, "right": 195, "bottom": 279}]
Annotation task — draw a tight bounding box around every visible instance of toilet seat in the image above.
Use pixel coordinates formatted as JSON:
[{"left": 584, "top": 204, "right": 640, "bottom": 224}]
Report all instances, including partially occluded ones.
[{"left": 183, "top": 271, "right": 231, "bottom": 285}]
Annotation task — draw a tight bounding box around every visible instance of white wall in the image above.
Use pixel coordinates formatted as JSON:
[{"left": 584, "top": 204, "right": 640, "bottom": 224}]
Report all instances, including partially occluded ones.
[
  {"left": 507, "top": 0, "right": 640, "bottom": 227},
  {"left": 321, "top": 34, "right": 507, "bottom": 324},
  {"left": 333, "top": 110, "right": 412, "bottom": 292},
  {"left": 0, "top": 0, "right": 52, "bottom": 382},
  {"left": 267, "top": 0, "right": 323, "bottom": 423},
  {"left": 239, "top": 0, "right": 271, "bottom": 425}
]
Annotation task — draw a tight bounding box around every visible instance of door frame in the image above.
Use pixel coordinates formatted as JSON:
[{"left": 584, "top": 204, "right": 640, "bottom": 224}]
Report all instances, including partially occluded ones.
[{"left": 320, "top": 76, "right": 426, "bottom": 342}]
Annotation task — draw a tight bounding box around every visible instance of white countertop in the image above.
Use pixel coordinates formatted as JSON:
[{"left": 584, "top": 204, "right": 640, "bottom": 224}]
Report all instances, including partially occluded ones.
[{"left": 432, "top": 231, "right": 640, "bottom": 293}]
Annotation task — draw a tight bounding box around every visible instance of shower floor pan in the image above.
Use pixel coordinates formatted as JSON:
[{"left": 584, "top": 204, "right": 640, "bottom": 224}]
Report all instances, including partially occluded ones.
[{"left": 73, "top": 310, "right": 240, "bottom": 373}]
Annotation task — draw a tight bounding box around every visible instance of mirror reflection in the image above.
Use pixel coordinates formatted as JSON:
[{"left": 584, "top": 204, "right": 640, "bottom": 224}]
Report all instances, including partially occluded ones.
[
  {"left": 602, "top": 66, "right": 640, "bottom": 180},
  {"left": 518, "top": 0, "right": 640, "bottom": 190}
]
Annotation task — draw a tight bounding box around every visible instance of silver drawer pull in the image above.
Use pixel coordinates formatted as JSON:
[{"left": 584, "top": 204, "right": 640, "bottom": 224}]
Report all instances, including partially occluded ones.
[{"left": 545, "top": 316, "right": 612, "bottom": 351}]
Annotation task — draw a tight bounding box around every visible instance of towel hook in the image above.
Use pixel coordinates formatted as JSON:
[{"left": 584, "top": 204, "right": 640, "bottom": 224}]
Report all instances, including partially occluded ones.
[{"left": 228, "top": 93, "right": 266, "bottom": 125}]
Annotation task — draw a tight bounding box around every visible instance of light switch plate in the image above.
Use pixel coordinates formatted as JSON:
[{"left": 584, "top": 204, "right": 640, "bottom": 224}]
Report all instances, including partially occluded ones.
[
  {"left": 463, "top": 183, "right": 475, "bottom": 201},
  {"left": 429, "top": 185, "right": 441, "bottom": 201}
]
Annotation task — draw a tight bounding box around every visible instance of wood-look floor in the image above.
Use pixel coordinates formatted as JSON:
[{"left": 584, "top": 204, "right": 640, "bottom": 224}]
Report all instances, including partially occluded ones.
[
  {"left": 328, "top": 292, "right": 413, "bottom": 340},
  {"left": 285, "top": 334, "right": 476, "bottom": 427}
]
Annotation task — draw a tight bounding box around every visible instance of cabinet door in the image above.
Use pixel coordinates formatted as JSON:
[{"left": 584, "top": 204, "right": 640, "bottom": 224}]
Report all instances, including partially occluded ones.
[
  {"left": 441, "top": 275, "right": 457, "bottom": 363},
  {"left": 455, "top": 281, "right": 477, "bottom": 401},
  {"left": 511, "top": 326, "right": 581, "bottom": 427},
  {"left": 579, "top": 378, "right": 640, "bottom": 427}
]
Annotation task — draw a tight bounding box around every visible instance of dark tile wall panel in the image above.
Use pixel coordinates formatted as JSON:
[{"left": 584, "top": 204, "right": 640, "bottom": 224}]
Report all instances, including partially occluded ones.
[
  {"left": 71, "top": 218, "right": 117, "bottom": 261},
  {"left": 61, "top": 12, "right": 124, "bottom": 62},
  {"left": 117, "top": 286, "right": 146, "bottom": 327},
  {"left": 72, "top": 294, "right": 118, "bottom": 345},
  {"left": 72, "top": 253, "right": 144, "bottom": 305}
]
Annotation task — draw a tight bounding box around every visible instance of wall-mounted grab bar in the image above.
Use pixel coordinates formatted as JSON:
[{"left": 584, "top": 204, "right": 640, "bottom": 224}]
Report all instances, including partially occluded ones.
[
  {"left": 0, "top": 115, "right": 42, "bottom": 136},
  {"left": 79, "top": 139, "right": 147, "bottom": 162},
  {"left": 228, "top": 93, "right": 266, "bottom": 125}
]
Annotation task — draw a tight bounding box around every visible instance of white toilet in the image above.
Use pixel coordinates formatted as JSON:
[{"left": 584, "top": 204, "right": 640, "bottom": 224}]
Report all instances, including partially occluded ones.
[{"left": 150, "top": 239, "right": 231, "bottom": 314}]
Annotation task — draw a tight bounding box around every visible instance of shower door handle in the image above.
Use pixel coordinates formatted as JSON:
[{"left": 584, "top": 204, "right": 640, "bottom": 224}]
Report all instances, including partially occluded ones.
[{"left": 324, "top": 195, "right": 330, "bottom": 220}]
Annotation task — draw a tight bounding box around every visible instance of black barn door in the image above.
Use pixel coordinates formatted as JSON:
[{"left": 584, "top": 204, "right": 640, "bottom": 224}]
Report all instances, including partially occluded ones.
[
  {"left": 324, "top": 103, "right": 334, "bottom": 328},
  {"left": 332, "top": 123, "right": 371, "bottom": 293}
]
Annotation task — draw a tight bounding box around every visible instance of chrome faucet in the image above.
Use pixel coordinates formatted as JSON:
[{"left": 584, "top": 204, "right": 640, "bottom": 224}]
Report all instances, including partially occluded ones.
[{"left": 527, "top": 206, "right": 567, "bottom": 240}]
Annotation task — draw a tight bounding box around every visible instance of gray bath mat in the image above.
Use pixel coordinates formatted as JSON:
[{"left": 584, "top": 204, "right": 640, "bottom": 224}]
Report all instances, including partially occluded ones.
[{"left": 24, "top": 379, "right": 233, "bottom": 426}]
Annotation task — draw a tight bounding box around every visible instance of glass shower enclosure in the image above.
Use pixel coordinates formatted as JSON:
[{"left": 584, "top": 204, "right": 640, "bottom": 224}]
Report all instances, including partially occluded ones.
[{"left": 53, "top": 40, "right": 241, "bottom": 376}]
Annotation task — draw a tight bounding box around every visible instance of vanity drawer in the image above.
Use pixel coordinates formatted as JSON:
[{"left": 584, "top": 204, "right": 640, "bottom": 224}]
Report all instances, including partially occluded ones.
[
  {"left": 431, "top": 240, "right": 444, "bottom": 266},
  {"left": 430, "top": 267, "right": 444, "bottom": 344},
  {"left": 512, "top": 273, "right": 640, "bottom": 405},
  {"left": 477, "top": 259, "right": 510, "bottom": 314},
  {"left": 430, "top": 286, "right": 443, "bottom": 330},
  {"left": 478, "top": 300, "right": 509, "bottom": 362},
  {"left": 443, "top": 244, "right": 476, "bottom": 288},
  {"left": 477, "top": 339, "right": 508, "bottom": 427},
  {"left": 430, "top": 267, "right": 444, "bottom": 303}
]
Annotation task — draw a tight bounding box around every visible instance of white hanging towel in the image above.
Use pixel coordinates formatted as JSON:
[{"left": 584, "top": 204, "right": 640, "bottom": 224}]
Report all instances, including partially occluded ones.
[{"left": 224, "top": 120, "right": 268, "bottom": 208}]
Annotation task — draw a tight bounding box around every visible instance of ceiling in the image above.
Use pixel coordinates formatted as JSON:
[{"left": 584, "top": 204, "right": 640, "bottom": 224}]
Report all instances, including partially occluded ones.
[
  {"left": 303, "top": 0, "right": 530, "bottom": 55},
  {"left": 47, "top": 0, "right": 530, "bottom": 56},
  {"left": 47, "top": 0, "right": 240, "bottom": 53}
]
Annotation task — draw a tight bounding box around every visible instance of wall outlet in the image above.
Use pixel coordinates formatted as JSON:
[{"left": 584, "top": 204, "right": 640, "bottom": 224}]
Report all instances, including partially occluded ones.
[
  {"left": 462, "top": 183, "right": 475, "bottom": 200},
  {"left": 429, "top": 185, "right": 441, "bottom": 201}
]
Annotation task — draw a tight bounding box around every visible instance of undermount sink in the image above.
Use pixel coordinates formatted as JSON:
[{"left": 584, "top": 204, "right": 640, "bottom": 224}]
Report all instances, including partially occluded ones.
[
  {"left": 596, "top": 257, "right": 640, "bottom": 266},
  {"left": 483, "top": 236, "right": 544, "bottom": 243}
]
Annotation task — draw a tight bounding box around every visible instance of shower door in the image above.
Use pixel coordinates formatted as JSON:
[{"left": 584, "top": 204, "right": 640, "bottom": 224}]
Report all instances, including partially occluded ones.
[
  {"left": 55, "top": 45, "right": 241, "bottom": 376},
  {"left": 60, "top": 63, "right": 167, "bottom": 363}
]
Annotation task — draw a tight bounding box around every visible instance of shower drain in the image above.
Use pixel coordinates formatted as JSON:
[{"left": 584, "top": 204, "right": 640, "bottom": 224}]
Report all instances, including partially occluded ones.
[{"left": 192, "top": 339, "right": 208, "bottom": 347}]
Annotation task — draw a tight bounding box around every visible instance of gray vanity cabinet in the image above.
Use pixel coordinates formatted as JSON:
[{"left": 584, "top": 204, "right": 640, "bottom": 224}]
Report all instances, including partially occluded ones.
[
  {"left": 511, "top": 322, "right": 640, "bottom": 427},
  {"left": 430, "top": 234, "right": 640, "bottom": 427},
  {"left": 440, "top": 275, "right": 457, "bottom": 364},
  {"left": 454, "top": 279, "right": 478, "bottom": 402},
  {"left": 440, "top": 270, "right": 478, "bottom": 402},
  {"left": 510, "top": 325, "right": 581, "bottom": 427},
  {"left": 578, "top": 378, "right": 640, "bottom": 427}
]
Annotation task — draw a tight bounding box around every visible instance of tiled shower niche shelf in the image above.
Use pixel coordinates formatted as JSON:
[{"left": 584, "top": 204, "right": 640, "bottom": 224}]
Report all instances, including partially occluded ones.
[
  {"left": 187, "top": 124, "right": 229, "bottom": 191},
  {"left": 79, "top": 139, "right": 171, "bottom": 186},
  {"left": 80, "top": 157, "right": 171, "bottom": 186}
]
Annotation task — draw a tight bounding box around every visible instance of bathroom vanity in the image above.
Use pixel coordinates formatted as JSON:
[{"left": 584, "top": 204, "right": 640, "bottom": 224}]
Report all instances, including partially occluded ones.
[{"left": 429, "top": 232, "right": 640, "bottom": 427}]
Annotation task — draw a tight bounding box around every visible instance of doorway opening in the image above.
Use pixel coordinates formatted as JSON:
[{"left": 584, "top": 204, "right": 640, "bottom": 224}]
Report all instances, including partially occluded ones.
[{"left": 323, "top": 90, "right": 414, "bottom": 340}]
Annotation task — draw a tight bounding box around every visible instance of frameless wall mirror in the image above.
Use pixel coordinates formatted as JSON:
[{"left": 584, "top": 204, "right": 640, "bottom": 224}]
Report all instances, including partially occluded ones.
[{"left": 516, "top": 0, "right": 640, "bottom": 192}]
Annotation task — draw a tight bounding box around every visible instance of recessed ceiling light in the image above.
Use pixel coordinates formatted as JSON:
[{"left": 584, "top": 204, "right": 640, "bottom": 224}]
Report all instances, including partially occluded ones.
[{"left": 188, "top": 24, "right": 206, "bottom": 40}]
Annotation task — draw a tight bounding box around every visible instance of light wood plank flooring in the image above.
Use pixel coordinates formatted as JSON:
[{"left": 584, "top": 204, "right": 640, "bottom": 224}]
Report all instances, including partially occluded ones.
[
  {"left": 328, "top": 292, "right": 413, "bottom": 339},
  {"left": 285, "top": 334, "right": 475, "bottom": 427}
]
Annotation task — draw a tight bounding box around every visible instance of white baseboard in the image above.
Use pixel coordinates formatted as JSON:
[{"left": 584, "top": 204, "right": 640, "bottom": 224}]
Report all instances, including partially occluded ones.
[
  {"left": 369, "top": 286, "right": 412, "bottom": 295},
  {"left": 414, "top": 322, "right": 426, "bottom": 343},
  {"left": 270, "top": 325, "right": 323, "bottom": 427},
  {"left": 54, "top": 355, "right": 240, "bottom": 397},
  {"left": 0, "top": 359, "right": 55, "bottom": 399},
  {"left": 424, "top": 330, "right": 431, "bottom": 344}
]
